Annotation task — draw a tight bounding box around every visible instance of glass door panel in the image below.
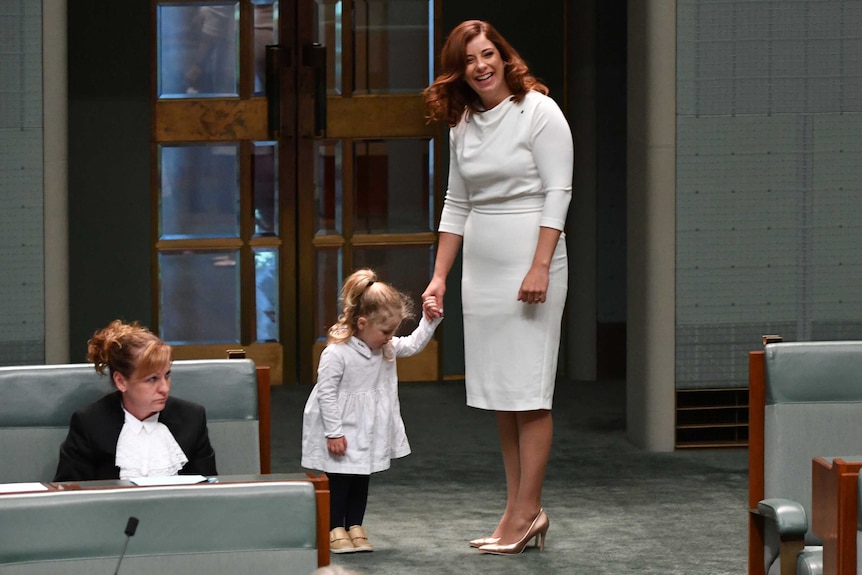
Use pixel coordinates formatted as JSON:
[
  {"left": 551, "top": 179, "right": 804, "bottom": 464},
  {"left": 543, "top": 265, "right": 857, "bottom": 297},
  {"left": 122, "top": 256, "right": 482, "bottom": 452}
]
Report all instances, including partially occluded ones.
[
  {"left": 313, "top": 141, "right": 344, "bottom": 236},
  {"left": 254, "top": 247, "right": 279, "bottom": 341},
  {"left": 159, "top": 249, "right": 241, "bottom": 344},
  {"left": 252, "top": 141, "right": 279, "bottom": 235},
  {"left": 252, "top": 0, "right": 277, "bottom": 96},
  {"left": 314, "top": 247, "right": 344, "bottom": 340},
  {"left": 158, "top": 3, "right": 240, "bottom": 98},
  {"left": 354, "top": 0, "right": 431, "bottom": 94},
  {"left": 159, "top": 144, "right": 241, "bottom": 238},
  {"left": 316, "top": 0, "right": 343, "bottom": 95},
  {"left": 353, "top": 138, "right": 433, "bottom": 233}
]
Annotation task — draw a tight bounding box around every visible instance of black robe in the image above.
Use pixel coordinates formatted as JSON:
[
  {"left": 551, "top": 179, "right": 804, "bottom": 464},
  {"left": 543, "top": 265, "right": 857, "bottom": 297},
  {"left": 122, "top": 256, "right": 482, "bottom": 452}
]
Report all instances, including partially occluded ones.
[{"left": 53, "top": 391, "right": 217, "bottom": 482}]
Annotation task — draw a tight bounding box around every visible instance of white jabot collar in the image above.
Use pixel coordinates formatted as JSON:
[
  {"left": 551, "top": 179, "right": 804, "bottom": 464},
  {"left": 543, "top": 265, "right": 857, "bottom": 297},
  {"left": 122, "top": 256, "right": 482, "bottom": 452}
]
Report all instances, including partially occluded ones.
[{"left": 115, "top": 407, "right": 189, "bottom": 479}]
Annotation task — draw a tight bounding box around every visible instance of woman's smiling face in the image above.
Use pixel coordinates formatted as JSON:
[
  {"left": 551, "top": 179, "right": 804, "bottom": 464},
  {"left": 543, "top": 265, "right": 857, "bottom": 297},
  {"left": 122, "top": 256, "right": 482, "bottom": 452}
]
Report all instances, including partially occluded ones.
[{"left": 463, "top": 33, "right": 511, "bottom": 110}]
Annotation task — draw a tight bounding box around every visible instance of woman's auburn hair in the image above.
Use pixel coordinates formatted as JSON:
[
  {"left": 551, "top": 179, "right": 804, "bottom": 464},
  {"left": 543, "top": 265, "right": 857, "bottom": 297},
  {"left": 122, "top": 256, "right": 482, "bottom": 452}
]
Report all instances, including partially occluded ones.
[{"left": 423, "top": 20, "right": 548, "bottom": 127}]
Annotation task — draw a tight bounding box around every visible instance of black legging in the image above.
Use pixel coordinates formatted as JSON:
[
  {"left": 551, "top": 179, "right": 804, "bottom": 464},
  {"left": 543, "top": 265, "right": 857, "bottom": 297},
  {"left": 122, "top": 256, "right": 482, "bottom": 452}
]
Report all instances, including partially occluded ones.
[{"left": 327, "top": 473, "right": 370, "bottom": 530}]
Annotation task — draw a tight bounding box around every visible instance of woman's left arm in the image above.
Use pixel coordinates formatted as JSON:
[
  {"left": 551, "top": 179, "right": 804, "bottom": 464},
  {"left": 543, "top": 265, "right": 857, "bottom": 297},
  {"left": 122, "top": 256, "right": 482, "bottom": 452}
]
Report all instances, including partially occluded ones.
[
  {"left": 519, "top": 97, "right": 574, "bottom": 304},
  {"left": 183, "top": 404, "right": 218, "bottom": 475},
  {"left": 518, "top": 227, "right": 563, "bottom": 304}
]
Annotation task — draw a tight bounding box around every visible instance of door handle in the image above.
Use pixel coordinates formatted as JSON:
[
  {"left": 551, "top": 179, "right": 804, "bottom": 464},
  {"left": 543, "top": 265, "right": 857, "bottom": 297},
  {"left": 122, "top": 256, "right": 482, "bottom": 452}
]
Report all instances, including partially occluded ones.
[
  {"left": 265, "top": 44, "right": 283, "bottom": 139},
  {"left": 303, "top": 43, "right": 327, "bottom": 138}
]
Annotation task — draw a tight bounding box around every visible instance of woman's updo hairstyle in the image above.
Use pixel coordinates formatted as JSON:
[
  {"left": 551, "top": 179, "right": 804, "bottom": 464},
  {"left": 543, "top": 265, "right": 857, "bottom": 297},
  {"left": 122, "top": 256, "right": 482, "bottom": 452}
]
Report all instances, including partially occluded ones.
[{"left": 86, "top": 319, "right": 172, "bottom": 383}]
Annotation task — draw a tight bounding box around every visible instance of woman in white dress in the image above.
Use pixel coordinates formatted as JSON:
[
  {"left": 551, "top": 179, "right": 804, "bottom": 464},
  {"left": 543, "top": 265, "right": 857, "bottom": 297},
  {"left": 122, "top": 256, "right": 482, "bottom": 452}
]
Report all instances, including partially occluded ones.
[{"left": 422, "top": 20, "right": 573, "bottom": 555}]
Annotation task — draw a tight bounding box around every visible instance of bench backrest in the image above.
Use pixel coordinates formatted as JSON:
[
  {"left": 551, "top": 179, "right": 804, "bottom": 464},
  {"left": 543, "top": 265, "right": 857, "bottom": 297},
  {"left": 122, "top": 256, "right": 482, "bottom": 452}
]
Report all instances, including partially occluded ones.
[
  {"left": 764, "top": 341, "right": 862, "bottom": 544},
  {"left": 0, "top": 481, "right": 317, "bottom": 575},
  {"left": 0, "top": 359, "right": 261, "bottom": 482}
]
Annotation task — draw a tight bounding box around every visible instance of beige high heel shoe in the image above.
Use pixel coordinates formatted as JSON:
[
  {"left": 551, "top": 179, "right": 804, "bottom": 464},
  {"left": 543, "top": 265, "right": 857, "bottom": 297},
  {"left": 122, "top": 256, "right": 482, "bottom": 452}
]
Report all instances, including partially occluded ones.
[
  {"left": 478, "top": 510, "right": 549, "bottom": 555},
  {"left": 469, "top": 536, "right": 500, "bottom": 548}
]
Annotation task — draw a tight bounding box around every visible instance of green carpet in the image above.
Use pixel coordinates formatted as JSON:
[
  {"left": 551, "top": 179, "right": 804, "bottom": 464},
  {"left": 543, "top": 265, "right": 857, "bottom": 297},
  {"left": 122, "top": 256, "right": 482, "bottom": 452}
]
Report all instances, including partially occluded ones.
[{"left": 271, "top": 379, "right": 748, "bottom": 575}]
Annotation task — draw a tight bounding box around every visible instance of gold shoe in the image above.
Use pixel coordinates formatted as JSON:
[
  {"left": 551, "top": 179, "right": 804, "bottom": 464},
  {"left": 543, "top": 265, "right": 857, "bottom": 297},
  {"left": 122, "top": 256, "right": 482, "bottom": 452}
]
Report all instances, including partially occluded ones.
[
  {"left": 478, "top": 510, "right": 549, "bottom": 555},
  {"left": 469, "top": 536, "right": 500, "bottom": 548},
  {"left": 348, "top": 525, "right": 374, "bottom": 552},
  {"left": 330, "top": 527, "right": 356, "bottom": 554}
]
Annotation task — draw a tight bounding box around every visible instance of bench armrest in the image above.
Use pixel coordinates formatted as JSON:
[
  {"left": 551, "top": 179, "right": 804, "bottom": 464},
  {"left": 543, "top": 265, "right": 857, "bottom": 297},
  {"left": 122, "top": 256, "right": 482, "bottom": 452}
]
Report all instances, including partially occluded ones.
[{"left": 757, "top": 498, "right": 808, "bottom": 536}]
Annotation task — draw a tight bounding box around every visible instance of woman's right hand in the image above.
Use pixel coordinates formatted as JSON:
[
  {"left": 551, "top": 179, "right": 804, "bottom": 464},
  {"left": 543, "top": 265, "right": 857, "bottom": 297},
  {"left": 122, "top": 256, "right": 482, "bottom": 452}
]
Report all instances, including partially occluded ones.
[{"left": 422, "top": 277, "right": 447, "bottom": 319}]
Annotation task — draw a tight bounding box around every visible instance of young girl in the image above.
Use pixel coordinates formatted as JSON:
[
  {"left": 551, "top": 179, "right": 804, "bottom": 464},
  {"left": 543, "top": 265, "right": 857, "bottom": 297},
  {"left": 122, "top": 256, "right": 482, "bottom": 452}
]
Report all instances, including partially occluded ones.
[{"left": 301, "top": 269, "right": 443, "bottom": 554}]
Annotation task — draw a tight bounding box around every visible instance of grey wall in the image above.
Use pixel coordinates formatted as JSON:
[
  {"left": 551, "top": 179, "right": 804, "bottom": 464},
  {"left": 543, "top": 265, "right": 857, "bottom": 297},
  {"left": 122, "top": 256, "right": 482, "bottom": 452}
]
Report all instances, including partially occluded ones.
[
  {"left": 676, "top": 0, "right": 862, "bottom": 389},
  {"left": 0, "top": 0, "right": 45, "bottom": 366}
]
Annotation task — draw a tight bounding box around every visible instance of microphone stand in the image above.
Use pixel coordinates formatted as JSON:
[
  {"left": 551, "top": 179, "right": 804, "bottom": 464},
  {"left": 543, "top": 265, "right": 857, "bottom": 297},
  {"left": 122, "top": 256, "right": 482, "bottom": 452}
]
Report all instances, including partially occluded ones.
[{"left": 113, "top": 516, "right": 139, "bottom": 575}]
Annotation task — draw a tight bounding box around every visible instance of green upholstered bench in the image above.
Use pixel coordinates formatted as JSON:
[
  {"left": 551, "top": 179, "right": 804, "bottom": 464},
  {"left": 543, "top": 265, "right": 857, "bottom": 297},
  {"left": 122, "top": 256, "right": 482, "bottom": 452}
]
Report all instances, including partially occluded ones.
[
  {"left": 0, "top": 359, "right": 269, "bottom": 483},
  {"left": 749, "top": 341, "right": 862, "bottom": 575},
  {"left": 0, "top": 480, "right": 317, "bottom": 575}
]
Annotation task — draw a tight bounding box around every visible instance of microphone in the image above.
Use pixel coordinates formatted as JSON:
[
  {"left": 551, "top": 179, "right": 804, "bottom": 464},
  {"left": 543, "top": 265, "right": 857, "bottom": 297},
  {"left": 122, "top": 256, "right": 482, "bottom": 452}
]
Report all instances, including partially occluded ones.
[{"left": 113, "top": 516, "right": 139, "bottom": 575}]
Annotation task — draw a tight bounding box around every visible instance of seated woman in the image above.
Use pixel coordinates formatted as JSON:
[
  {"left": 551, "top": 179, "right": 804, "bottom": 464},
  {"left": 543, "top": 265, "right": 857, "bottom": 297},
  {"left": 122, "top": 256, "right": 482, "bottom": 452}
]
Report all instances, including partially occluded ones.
[{"left": 54, "top": 319, "right": 217, "bottom": 481}]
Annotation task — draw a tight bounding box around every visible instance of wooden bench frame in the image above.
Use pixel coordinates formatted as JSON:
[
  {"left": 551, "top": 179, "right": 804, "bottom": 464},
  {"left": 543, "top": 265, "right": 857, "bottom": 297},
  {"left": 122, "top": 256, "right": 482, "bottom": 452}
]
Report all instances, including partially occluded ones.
[
  {"left": 811, "top": 456, "right": 862, "bottom": 575},
  {"left": 748, "top": 349, "right": 769, "bottom": 575},
  {"left": 748, "top": 349, "right": 805, "bottom": 575},
  {"left": 750, "top": 345, "right": 862, "bottom": 575}
]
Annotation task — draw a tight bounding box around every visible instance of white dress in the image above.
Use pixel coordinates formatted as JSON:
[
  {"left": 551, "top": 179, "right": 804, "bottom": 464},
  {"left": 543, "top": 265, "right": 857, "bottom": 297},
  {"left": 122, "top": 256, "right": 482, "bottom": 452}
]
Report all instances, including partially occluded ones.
[
  {"left": 438, "top": 91, "right": 573, "bottom": 411},
  {"left": 301, "top": 315, "right": 443, "bottom": 475}
]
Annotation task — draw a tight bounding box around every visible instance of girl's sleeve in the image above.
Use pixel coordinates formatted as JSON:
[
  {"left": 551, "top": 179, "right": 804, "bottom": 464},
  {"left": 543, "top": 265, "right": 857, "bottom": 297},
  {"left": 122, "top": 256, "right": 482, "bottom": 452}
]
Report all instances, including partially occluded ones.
[
  {"left": 392, "top": 315, "right": 443, "bottom": 358},
  {"left": 315, "top": 346, "right": 346, "bottom": 437},
  {"left": 532, "top": 97, "right": 574, "bottom": 231},
  {"left": 438, "top": 129, "right": 471, "bottom": 236}
]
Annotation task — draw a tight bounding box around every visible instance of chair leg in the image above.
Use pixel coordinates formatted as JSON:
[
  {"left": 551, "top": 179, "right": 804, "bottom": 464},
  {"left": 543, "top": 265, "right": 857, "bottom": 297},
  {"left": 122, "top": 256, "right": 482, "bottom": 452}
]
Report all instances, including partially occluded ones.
[{"left": 779, "top": 538, "right": 804, "bottom": 575}]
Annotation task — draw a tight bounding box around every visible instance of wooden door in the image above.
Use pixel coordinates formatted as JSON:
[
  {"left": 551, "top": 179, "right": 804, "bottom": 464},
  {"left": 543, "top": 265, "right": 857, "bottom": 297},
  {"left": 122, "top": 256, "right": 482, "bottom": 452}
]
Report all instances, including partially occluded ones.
[
  {"left": 152, "top": 0, "right": 441, "bottom": 384},
  {"left": 152, "top": 0, "right": 289, "bottom": 382},
  {"left": 296, "top": 0, "right": 442, "bottom": 385}
]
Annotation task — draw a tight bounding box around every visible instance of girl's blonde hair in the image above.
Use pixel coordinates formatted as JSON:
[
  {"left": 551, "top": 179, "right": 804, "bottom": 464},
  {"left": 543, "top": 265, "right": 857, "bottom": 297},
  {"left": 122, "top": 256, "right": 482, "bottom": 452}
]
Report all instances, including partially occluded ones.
[
  {"left": 86, "top": 319, "right": 172, "bottom": 383},
  {"left": 328, "top": 269, "right": 415, "bottom": 348}
]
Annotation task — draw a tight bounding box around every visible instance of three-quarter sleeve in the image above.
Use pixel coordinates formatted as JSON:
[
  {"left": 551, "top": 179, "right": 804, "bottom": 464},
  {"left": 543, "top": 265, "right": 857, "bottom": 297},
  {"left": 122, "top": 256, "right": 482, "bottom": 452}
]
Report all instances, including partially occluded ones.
[
  {"left": 531, "top": 97, "right": 574, "bottom": 231},
  {"left": 437, "top": 130, "right": 471, "bottom": 236}
]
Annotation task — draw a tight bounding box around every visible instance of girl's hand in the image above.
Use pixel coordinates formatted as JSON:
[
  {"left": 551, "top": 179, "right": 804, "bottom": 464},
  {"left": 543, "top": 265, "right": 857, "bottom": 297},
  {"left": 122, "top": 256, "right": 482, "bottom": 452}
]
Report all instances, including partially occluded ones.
[
  {"left": 327, "top": 436, "right": 347, "bottom": 456},
  {"left": 422, "top": 278, "right": 446, "bottom": 319},
  {"left": 518, "top": 266, "right": 550, "bottom": 304},
  {"left": 422, "top": 295, "right": 443, "bottom": 320}
]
